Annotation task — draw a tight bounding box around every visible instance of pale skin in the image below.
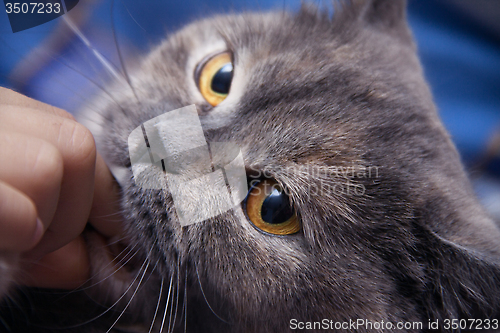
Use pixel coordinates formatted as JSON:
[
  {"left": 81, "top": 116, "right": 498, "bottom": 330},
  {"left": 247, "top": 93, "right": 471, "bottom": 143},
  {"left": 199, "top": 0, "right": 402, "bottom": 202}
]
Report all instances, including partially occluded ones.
[{"left": 0, "top": 87, "right": 123, "bottom": 289}]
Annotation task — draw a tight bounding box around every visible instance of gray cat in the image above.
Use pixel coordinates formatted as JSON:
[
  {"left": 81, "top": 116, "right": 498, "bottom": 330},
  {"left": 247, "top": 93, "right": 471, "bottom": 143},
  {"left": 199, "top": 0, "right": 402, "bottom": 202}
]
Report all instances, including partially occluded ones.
[{"left": 2, "top": 0, "right": 500, "bottom": 332}]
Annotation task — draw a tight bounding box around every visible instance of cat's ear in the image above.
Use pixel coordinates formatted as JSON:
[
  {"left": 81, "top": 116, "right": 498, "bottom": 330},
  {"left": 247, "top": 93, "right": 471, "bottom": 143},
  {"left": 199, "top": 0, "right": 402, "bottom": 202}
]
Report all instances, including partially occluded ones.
[
  {"left": 421, "top": 227, "right": 500, "bottom": 317},
  {"left": 336, "top": 0, "right": 411, "bottom": 40},
  {"left": 356, "top": 0, "right": 407, "bottom": 30}
]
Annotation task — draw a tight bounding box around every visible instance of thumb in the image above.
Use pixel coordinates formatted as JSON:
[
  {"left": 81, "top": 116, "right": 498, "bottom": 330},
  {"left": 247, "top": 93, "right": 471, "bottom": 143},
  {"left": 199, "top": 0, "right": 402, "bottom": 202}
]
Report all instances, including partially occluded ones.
[{"left": 88, "top": 153, "right": 124, "bottom": 237}]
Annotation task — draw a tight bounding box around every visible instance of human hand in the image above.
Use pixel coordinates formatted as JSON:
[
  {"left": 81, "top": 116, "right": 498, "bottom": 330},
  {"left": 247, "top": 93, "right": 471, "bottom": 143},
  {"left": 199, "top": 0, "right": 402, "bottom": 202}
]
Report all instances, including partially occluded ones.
[{"left": 0, "top": 87, "right": 123, "bottom": 289}]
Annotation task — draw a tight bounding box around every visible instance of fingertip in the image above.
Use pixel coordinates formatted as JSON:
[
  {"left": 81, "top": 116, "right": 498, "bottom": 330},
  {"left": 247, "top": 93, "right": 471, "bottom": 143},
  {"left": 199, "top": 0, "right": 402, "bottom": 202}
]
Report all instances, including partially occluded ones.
[
  {"left": 20, "top": 236, "right": 90, "bottom": 289},
  {"left": 89, "top": 153, "right": 124, "bottom": 237},
  {"left": 0, "top": 180, "right": 42, "bottom": 252},
  {"left": 30, "top": 218, "right": 44, "bottom": 249}
]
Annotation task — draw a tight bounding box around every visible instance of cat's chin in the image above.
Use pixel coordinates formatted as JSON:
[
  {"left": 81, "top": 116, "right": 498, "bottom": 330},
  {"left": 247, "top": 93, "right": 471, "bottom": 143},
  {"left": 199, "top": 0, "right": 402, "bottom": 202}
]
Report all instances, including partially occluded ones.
[
  {"left": 84, "top": 230, "right": 145, "bottom": 303},
  {"left": 83, "top": 229, "right": 163, "bottom": 326}
]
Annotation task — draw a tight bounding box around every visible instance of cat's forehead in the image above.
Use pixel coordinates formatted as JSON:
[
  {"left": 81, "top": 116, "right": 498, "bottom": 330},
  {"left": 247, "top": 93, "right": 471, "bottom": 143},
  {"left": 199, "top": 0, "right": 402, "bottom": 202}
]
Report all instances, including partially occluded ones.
[
  {"left": 143, "top": 9, "right": 414, "bottom": 92},
  {"left": 114, "top": 7, "right": 425, "bottom": 149},
  {"left": 177, "top": 12, "right": 291, "bottom": 55},
  {"left": 147, "top": 10, "right": 346, "bottom": 77}
]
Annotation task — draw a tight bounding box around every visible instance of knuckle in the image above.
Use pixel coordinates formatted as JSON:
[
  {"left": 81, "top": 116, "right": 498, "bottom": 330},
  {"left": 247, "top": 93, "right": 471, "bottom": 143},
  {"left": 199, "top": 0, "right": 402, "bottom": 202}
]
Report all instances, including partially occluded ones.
[
  {"left": 54, "top": 108, "right": 75, "bottom": 121},
  {"left": 0, "top": 184, "right": 39, "bottom": 251},
  {"left": 62, "top": 120, "right": 97, "bottom": 167},
  {"left": 23, "top": 197, "right": 38, "bottom": 226},
  {"left": 51, "top": 106, "right": 75, "bottom": 121},
  {"left": 17, "top": 197, "right": 39, "bottom": 248},
  {"left": 0, "top": 87, "right": 14, "bottom": 101},
  {"left": 32, "top": 141, "right": 64, "bottom": 188}
]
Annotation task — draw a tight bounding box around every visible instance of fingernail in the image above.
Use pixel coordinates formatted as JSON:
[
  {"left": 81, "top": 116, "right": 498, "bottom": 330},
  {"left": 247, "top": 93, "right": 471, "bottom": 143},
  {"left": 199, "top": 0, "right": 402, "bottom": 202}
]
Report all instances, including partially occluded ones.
[{"left": 31, "top": 218, "right": 44, "bottom": 246}]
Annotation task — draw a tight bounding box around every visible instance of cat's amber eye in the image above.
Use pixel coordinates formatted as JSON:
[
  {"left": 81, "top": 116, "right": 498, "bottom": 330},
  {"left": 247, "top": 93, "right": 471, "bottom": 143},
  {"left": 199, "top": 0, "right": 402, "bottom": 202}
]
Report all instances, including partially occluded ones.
[
  {"left": 244, "top": 179, "right": 301, "bottom": 235},
  {"left": 196, "top": 52, "right": 233, "bottom": 107}
]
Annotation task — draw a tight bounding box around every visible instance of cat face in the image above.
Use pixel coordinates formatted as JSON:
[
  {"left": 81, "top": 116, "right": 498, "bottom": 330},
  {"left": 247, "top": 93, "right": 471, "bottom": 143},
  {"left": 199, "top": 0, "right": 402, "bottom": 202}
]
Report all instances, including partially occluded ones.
[{"left": 83, "top": 0, "right": 500, "bottom": 331}]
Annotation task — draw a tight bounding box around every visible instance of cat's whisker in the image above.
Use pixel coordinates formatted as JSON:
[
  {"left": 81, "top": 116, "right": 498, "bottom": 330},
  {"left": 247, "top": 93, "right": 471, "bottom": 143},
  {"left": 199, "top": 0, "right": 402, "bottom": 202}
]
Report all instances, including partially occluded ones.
[
  {"left": 159, "top": 273, "right": 174, "bottom": 333},
  {"left": 195, "top": 263, "right": 230, "bottom": 324},
  {"left": 149, "top": 257, "right": 161, "bottom": 275},
  {"left": 167, "top": 280, "right": 175, "bottom": 332},
  {"left": 49, "top": 242, "right": 139, "bottom": 298},
  {"left": 105, "top": 234, "right": 133, "bottom": 246},
  {"left": 77, "top": 243, "right": 139, "bottom": 292},
  {"left": 141, "top": 258, "right": 162, "bottom": 288},
  {"left": 167, "top": 271, "right": 177, "bottom": 333},
  {"left": 148, "top": 278, "right": 164, "bottom": 333},
  {"left": 58, "top": 16, "right": 137, "bottom": 117},
  {"left": 47, "top": 52, "right": 126, "bottom": 112},
  {"left": 0, "top": 34, "right": 113, "bottom": 111},
  {"left": 173, "top": 259, "right": 182, "bottom": 332},
  {"left": 184, "top": 264, "right": 188, "bottom": 333},
  {"left": 168, "top": 257, "right": 181, "bottom": 333},
  {"left": 167, "top": 272, "right": 177, "bottom": 332},
  {"left": 62, "top": 15, "right": 123, "bottom": 83},
  {"left": 89, "top": 210, "right": 128, "bottom": 220},
  {"left": 110, "top": 0, "right": 141, "bottom": 104},
  {"left": 0, "top": 294, "right": 20, "bottom": 330},
  {"left": 64, "top": 245, "right": 155, "bottom": 329},
  {"left": 120, "top": 0, "right": 147, "bottom": 33},
  {"left": 0, "top": 314, "right": 9, "bottom": 331},
  {"left": 105, "top": 259, "right": 151, "bottom": 333}
]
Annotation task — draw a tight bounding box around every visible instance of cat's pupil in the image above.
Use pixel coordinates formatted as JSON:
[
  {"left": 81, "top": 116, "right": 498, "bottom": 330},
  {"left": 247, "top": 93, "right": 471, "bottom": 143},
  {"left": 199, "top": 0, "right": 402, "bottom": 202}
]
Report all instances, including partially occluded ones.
[
  {"left": 261, "top": 188, "right": 294, "bottom": 224},
  {"left": 211, "top": 63, "right": 233, "bottom": 94}
]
